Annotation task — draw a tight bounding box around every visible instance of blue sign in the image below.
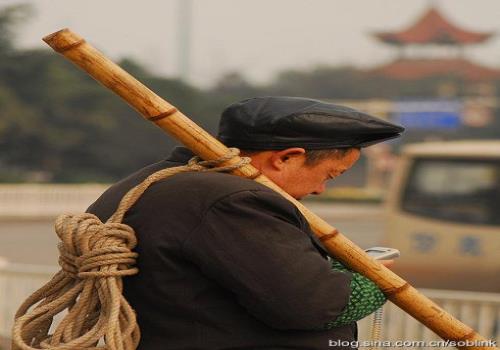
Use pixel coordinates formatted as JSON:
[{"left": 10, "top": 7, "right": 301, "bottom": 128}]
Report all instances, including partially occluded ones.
[
  {"left": 411, "top": 232, "right": 437, "bottom": 253},
  {"left": 459, "top": 236, "right": 482, "bottom": 256},
  {"left": 393, "top": 100, "right": 462, "bottom": 130}
]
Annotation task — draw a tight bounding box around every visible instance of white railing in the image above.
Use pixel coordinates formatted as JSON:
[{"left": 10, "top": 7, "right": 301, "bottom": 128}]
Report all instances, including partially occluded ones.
[
  {"left": 357, "top": 289, "right": 500, "bottom": 348},
  {"left": 0, "top": 184, "right": 108, "bottom": 218},
  {"left": 0, "top": 262, "right": 59, "bottom": 340},
  {"left": 1, "top": 262, "right": 499, "bottom": 348}
]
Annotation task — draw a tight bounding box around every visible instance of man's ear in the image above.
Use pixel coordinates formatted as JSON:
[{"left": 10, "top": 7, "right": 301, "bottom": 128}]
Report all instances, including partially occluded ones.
[{"left": 270, "top": 148, "right": 306, "bottom": 169}]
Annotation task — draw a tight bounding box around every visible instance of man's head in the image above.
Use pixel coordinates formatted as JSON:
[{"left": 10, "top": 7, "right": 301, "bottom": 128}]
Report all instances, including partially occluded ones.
[
  {"left": 217, "top": 96, "right": 404, "bottom": 199},
  {"left": 241, "top": 147, "right": 361, "bottom": 200}
]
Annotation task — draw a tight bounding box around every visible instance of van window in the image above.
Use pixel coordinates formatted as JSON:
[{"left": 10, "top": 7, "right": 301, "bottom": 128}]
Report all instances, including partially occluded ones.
[{"left": 401, "top": 158, "right": 500, "bottom": 225}]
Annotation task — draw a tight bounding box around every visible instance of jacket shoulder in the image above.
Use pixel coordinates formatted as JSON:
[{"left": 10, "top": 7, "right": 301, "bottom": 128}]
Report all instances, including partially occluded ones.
[
  {"left": 166, "top": 171, "right": 271, "bottom": 193},
  {"left": 152, "top": 171, "right": 282, "bottom": 208}
]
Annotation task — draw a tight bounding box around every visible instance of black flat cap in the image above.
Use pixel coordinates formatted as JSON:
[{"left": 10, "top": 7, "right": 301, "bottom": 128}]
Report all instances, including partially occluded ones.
[{"left": 217, "top": 96, "right": 404, "bottom": 150}]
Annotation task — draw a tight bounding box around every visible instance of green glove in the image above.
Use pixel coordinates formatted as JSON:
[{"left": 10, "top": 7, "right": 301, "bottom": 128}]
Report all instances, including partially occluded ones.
[{"left": 323, "top": 259, "right": 387, "bottom": 328}]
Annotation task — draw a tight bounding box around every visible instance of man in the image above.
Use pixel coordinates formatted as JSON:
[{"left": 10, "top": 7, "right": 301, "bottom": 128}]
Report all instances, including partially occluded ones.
[{"left": 88, "top": 96, "right": 404, "bottom": 349}]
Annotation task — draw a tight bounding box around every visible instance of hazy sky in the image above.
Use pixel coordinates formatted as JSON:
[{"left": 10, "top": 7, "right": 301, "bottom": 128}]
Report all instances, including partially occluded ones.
[{"left": 6, "top": 0, "right": 500, "bottom": 87}]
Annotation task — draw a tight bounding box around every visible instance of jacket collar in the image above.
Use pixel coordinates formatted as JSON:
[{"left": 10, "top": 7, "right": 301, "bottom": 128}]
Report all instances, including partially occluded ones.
[{"left": 165, "top": 146, "right": 195, "bottom": 164}]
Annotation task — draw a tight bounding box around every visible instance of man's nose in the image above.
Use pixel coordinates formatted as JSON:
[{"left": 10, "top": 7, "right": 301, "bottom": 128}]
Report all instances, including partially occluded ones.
[{"left": 312, "top": 182, "right": 326, "bottom": 195}]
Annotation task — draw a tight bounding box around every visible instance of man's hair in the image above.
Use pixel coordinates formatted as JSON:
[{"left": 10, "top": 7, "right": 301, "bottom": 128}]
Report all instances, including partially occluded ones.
[
  {"left": 240, "top": 148, "right": 358, "bottom": 167},
  {"left": 303, "top": 148, "right": 353, "bottom": 166}
]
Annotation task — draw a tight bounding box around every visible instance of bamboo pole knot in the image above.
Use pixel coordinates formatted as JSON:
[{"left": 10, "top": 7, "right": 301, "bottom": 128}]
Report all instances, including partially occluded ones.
[{"left": 12, "top": 148, "right": 250, "bottom": 350}]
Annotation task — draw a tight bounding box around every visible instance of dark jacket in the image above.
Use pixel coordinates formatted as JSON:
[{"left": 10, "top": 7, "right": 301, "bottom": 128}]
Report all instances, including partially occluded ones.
[{"left": 87, "top": 147, "right": 357, "bottom": 350}]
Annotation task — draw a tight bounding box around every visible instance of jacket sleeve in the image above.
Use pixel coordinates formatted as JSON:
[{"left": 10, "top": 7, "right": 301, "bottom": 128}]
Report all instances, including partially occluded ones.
[{"left": 182, "top": 189, "right": 352, "bottom": 330}]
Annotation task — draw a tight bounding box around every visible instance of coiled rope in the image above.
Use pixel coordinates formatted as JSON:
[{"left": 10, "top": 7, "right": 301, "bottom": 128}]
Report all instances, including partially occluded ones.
[{"left": 12, "top": 149, "right": 250, "bottom": 350}]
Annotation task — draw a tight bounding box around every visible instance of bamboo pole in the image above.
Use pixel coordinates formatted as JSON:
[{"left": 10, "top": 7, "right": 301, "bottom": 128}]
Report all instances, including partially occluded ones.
[{"left": 42, "top": 28, "right": 497, "bottom": 350}]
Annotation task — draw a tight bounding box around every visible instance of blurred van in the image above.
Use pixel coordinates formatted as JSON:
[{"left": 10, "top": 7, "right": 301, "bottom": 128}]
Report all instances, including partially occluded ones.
[{"left": 385, "top": 140, "right": 500, "bottom": 292}]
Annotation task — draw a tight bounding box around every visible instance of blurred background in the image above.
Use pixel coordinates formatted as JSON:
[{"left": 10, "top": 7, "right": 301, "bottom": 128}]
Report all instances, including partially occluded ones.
[
  {"left": 0, "top": 0, "right": 498, "bottom": 347},
  {"left": 0, "top": 0, "right": 499, "bottom": 182}
]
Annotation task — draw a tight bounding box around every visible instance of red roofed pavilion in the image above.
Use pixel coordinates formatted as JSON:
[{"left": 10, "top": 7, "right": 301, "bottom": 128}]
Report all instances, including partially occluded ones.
[
  {"left": 374, "top": 7, "right": 494, "bottom": 46},
  {"left": 373, "top": 58, "right": 500, "bottom": 81},
  {"left": 370, "top": 6, "right": 500, "bottom": 81}
]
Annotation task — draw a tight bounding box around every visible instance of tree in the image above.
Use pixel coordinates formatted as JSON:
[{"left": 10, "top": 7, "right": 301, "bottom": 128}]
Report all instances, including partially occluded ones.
[{"left": 0, "top": 3, "right": 32, "bottom": 54}]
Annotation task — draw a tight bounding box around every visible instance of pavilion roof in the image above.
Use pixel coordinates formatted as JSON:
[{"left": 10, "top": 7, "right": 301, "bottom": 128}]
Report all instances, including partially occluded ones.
[
  {"left": 373, "top": 7, "right": 494, "bottom": 46},
  {"left": 370, "top": 58, "right": 500, "bottom": 81}
]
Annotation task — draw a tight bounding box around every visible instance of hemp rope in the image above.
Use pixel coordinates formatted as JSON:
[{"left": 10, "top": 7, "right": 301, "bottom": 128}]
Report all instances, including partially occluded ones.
[{"left": 12, "top": 148, "right": 250, "bottom": 350}]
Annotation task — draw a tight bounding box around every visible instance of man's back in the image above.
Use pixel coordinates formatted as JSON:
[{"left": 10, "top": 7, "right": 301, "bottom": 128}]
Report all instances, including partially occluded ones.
[{"left": 87, "top": 147, "right": 356, "bottom": 349}]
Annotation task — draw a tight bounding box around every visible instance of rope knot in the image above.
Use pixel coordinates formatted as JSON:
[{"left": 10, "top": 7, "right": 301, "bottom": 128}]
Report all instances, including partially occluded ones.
[
  {"left": 187, "top": 147, "right": 251, "bottom": 172},
  {"left": 55, "top": 214, "right": 139, "bottom": 280}
]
